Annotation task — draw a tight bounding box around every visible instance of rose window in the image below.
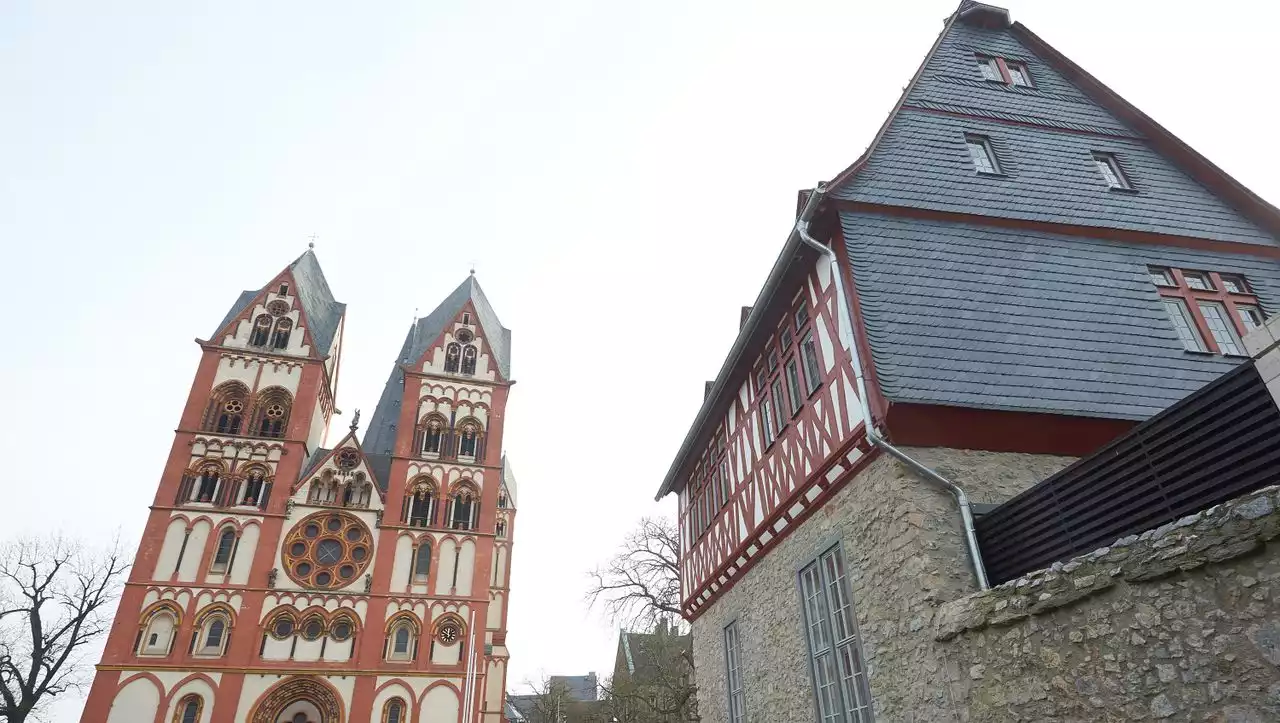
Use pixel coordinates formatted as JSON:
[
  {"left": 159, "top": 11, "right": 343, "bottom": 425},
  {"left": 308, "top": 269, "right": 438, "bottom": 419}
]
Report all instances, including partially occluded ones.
[
  {"left": 265, "top": 404, "right": 286, "bottom": 419},
  {"left": 223, "top": 399, "right": 244, "bottom": 414},
  {"left": 336, "top": 448, "right": 359, "bottom": 470},
  {"left": 267, "top": 299, "right": 290, "bottom": 316},
  {"left": 282, "top": 512, "right": 373, "bottom": 589},
  {"left": 456, "top": 328, "right": 474, "bottom": 343}
]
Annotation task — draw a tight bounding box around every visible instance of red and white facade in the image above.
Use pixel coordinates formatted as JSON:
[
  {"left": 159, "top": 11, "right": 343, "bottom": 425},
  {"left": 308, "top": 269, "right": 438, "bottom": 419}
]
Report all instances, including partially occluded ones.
[
  {"left": 675, "top": 256, "right": 870, "bottom": 619},
  {"left": 81, "top": 253, "right": 517, "bottom": 723}
]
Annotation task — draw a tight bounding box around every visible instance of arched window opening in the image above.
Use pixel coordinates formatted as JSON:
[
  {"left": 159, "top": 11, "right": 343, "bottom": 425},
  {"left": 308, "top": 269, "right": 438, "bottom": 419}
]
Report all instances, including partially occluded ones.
[
  {"left": 271, "top": 317, "right": 293, "bottom": 350},
  {"left": 241, "top": 469, "right": 267, "bottom": 506},
  {"left": 496, "top": 520, "right": 507, "bottom": 538},
  {"left": 385, "top": 618, "right": 418, "bottom": 662},
  {"left": 498, "top": 492, "right": 508, "bottom": 509},
  {"left": 460, "top": 345, "right": 478, "bottom": 375},
  {"left": 138, "top": 608, "right": 178, "bottom": 657},
  {"left": 203, "top": 382, "right": 249, "bottom": 434},
  {"left": 249, "top": 314, "right": 272, "bottom": 347},
  {"left": 444, "top": 343, "right": 462, "bottom": 373},
  {"left": 450, "top": 485, "right": 478, "bottom": 531},
  {"left": 252, "top": 389, "right": 292, "bottom": 439},
  {"left": 412, "top": 543, "right": 431, "bottom": 583},
  {"left": 384, "top": 698, "right": 406, "bottom": 723},
  {"left": 193, "top": 609, "right": 229, "bottom": 657},
  {"left": 268, "top": 613, "right": 296, "bottom": 640},
  {"left": 330, "top": 616, "right": 354, "bottom": 642},
  {"left": 195, "top": 466, "right": 220, "bottom": 504},
  {"left": 210, "top": 528, "right": 237, "bottom": 574},
  {"left": 457, "top": 422, "right": 481, "bottom": 459},
  {"left": 175, "top": 694, "right": 202, "bottom": 723},
  {"left": 420, "top": 417, "right": 445, "bottom": 456},
  {"left": 405, "top": 481, "right": 437, "bottom": 528}
]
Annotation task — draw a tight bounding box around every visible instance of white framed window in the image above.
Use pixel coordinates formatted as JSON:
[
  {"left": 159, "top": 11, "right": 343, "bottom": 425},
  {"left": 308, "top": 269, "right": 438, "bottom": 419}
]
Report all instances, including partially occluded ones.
[
  {"left": 1220, "top": 274, "right": 1250, "bottom": 294},
  {"left": 799, "top": 545, "right": 874, "bottom": 723},
  {"left": 770, "top": 380, "right": 788, "bottom": 434},
  {"left": 209, "top": 529, "right": 237, "bottom": 574},
  {"left": 1006, "top": 61, "right": 1031, "bottom": 86},
  {"left": 1148, "top": 266, "right": 1175, "bottom": 287},
  {"left": 412, "top": 544, "right": 432, "bottom": 583},
  {"left": 800, "top": 332, "right": 823, "bottom": 394},
  {"left": 724, "top": 621, "right": 746, "bottom": 723},
  {"left": 1091, "top": 152, "right": 1131, "bottom": 190},
  {"left": 785, "top": 358, "right": 803, "bottom": 417},
  {"left": 1238, "top": 304, "right": 1265, "bottom": 332},
  {"left": 965, "top": 134, "right": 1000, "bottom": 175},
  {"left": 1198, "top": 302, "right": 1246, "bottom": 356},
  {"left": 976, "top": 54, "right": 1001, "bottom": 81},
  {"left": 1182, "top": 270, "right": 1213, "bottom": 290},
  {"left": 1162, "top": 299, "right": 1208, "bottom": 352}
]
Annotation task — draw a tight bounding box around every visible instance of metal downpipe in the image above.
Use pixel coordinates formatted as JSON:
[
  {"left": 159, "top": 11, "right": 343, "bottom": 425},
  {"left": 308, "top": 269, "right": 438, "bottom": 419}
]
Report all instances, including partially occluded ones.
[{"left": 795, "top": 183, "right": 990, "bottom": 591}]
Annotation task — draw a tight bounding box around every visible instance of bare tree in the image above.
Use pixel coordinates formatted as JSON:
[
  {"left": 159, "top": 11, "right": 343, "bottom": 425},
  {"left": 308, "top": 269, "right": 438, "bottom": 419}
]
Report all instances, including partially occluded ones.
[
  {"left": 597, "top": 630, "right": 698, "bottom": 722},
  {"left": 586, "top": 517, "right": 682, "bottom": 630},
  {"left": 0, "top": 537, "right": 129, "bottom": 723}
]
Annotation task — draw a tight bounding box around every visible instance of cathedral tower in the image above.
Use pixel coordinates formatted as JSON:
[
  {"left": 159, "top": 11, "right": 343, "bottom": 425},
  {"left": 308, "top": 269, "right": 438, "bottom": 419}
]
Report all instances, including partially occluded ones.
[{"left": 81, "top": 254, "right": 518, "bottom": 723}]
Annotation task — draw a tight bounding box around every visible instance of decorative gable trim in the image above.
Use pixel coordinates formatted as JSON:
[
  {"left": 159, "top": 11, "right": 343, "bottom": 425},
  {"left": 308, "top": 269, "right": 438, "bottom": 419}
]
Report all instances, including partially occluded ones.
[
  {"left": 292, "top": 429, "right": 387, "bottom": 503},
  {"left": 208, "top": 267, "right": 323, "bottom": 361}
]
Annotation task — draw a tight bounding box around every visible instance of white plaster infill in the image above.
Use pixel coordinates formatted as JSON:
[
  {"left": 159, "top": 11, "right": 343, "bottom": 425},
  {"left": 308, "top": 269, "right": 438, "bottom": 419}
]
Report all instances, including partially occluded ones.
[{"left": 936, "top": 485, "right": 1280, "bottom": 642}]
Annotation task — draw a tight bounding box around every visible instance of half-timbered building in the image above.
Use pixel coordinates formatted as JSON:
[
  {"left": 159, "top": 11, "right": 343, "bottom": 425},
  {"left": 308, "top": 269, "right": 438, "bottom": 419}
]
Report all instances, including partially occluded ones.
[
  {"left": 655, "top": 3, "right": 1280, "bottom": 721},
  {"left": 82, "top": 252, "right": 519, "bottom": 723}
]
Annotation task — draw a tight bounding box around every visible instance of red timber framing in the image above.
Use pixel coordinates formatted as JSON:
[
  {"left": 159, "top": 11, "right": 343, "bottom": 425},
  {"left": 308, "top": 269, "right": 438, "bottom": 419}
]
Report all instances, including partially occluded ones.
[
  {"left": 1150, "top": 267, "right": 1263, "bottom": 354},
  {"left": 677, "top": 258, "right": 867, "bottom": 619}
]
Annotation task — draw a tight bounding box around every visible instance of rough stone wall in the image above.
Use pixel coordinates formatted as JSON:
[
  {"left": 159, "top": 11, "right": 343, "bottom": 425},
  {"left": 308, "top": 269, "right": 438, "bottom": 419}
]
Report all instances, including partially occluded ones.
[
  {"left": 690, "top": 446, "right": 1074, "bottom": 723},
  {"left": 934, "top": 485, "right": 1280, "bottom": 722}
]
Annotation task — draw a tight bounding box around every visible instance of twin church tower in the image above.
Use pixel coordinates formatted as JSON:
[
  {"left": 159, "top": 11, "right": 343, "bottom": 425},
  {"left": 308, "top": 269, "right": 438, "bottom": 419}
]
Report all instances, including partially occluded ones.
[{"left": 81, "top": 250, "right": 518, "bottom": 723}]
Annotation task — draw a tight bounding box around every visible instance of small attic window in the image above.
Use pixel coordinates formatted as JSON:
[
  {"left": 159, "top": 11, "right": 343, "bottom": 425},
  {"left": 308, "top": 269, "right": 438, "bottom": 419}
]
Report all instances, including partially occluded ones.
[
  {"left": 976, "top": 55, "right": 1001, "bottom": 82},
  {"left": 975, "top": 54, "right": 1032, "bottom": 87},
  {"left": 462, "top": 313, "right": 472, "bottom": 325},
  {"left": 1006, "top": 61, "right": 1031, "bottom": 87},
  {"left": 965, "top": 134, "right": 1001, "bottom": 175},
  {"left": 1092, "top": 152, "right": 1132, "bottom": 191},
  {"left": 278, "top": 283, "right": 290, "bottom": 296}
]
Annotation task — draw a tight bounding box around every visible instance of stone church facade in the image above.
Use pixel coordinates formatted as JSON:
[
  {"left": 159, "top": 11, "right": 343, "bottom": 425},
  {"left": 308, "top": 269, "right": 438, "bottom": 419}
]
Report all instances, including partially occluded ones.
[{"left": 81, "top": 250, "right": 518, "bottom": 723}]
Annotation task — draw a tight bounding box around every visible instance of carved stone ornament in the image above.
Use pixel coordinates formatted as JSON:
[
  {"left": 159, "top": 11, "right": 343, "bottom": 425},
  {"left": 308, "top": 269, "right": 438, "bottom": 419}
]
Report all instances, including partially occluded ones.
[
  {"left": 364, "top": 573, "right": 373, "bottom": 593},
  {"left": 250, "top": 676, "right": 344, "bottom": 723},
  {"left": 285, "top": 499, "right": 295, "bottom": 518},
  {"left": 375, "top": 509, "right": 383, "bottom": 527},
  {"left": 267, "top": 567, "right": 278, "bottom": 589}
]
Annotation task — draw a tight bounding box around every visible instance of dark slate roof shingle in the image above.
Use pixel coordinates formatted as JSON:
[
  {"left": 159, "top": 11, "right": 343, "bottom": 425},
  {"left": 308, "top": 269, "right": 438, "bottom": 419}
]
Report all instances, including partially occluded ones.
[
  {"left": 362, "top": 276, "right": 511, "bottom": 456},
  {"left": 842, "top": 211, "right": 1280, "bottom": 420},
  {"left": 211, "top": 250, "right": 347, "bottom": 356}
]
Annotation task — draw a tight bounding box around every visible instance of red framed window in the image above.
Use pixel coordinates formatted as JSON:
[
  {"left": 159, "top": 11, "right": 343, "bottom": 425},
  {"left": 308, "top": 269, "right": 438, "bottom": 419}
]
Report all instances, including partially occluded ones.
[
  {"left": 976, "top": 54, "right": 1033, "bottom": 87},
  {"left": 1149, "top": 267, "right": 1262, "bottom": 356}
]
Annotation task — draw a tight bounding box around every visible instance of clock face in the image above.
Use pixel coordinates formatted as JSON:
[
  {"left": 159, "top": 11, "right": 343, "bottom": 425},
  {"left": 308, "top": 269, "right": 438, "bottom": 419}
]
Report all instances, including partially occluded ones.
[
  {"left": 438, "top": 624, "right": 459, "bottom": 643},
  {"left": 281, "top": 512, "right": 373, "bottom": 589}
]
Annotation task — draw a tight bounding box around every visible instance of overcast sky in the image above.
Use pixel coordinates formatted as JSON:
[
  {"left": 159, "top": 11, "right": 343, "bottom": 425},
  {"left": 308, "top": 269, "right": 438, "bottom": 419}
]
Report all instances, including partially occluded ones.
[{"left": 3, "top": 0, "right": 1278, "bottom": 719}]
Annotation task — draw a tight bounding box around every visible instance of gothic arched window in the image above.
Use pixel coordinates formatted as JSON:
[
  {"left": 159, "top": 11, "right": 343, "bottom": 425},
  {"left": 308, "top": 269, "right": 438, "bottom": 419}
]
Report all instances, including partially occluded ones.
[
  {"left": 252, "top": 388, "right": 292, "bottom": 439},
  {"left": 249, "top": 314, "right": 272, "bottom": 347},
  {"left": 460, "top": 345, "right": 478, "bottom": 375},
  {"left": 457, "top": 421, "right": 481, "bottom": 458},
  {"left": 496, "top": 520, "right": 507, "bottom": 538},
  {"left": 384, "top": 616, "right": 419, "bottom": 662},
  {"left": 383, "top": 698, "right": 407, "bottom": 723},
  {"left": 419, "top": 415, "right": 446, "bottom": 456},
  {"left": 405, "top": 480, "right": 437, "bottom": 527},
  {"left": 271, "top": 317, "right": 293, "bottom": 350},
  {"left": 444, "top": 343, "right": 462, "bottom": 373},
  {"left": 137, "top": 605, "right": 179, "bottom": 657},
  {"left": 412, "top": 542, "right": 432, "bottom": 583},
  {"left": 241, "top": 468, "right": 267, "bottom": 506},
  {"left": 174, "top": 694, "right": 202, "bottom": 723},
  {"left": 193, "top": 607, "right": 231, "bottom": 658},
  {"left": 450, "top": 483, "right": 479, "bottom": 531},
  {"left": 203, "top": 382, "right": 249, "bottom": 434},
  {"left": 195, "top": 466, "right": 220, "bottom": 504},
  {"left": 209, "top": 528, "right": 237, "bottom": 574}
]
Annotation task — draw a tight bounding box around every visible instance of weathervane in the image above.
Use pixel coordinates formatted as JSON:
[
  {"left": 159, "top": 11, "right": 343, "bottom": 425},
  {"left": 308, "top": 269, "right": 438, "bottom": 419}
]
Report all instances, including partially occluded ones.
[{"left": 308, "top": 233, "right": 318, "bottom": 250}]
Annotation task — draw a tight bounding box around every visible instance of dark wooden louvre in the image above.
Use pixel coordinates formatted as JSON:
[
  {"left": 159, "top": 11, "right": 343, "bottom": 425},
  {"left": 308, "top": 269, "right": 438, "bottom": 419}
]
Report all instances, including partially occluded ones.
[
  {"left": 175, "top": 475, "right": 195, "bottom": 505},
  {"left": 258, "top": 482, "right": 273, "bottom": 511},
  {"left": 976, "top": 361, "right": 1280, "bottom": 585}
]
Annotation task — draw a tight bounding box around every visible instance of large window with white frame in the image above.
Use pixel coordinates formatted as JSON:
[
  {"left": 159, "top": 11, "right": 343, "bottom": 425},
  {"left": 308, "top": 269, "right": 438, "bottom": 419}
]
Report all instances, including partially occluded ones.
[
  {"left": 723, "top": 620, "right": 747, "bottom": 723},
  {"left": 799, "top": 544, "right": 873, "bottom": 723},
  {"left": 1149, "top": 266, "right": 1261, "bottom": 356}
]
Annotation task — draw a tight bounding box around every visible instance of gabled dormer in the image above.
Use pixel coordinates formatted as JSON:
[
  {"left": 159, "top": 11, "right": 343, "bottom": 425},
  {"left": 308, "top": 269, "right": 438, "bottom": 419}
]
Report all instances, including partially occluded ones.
[
  {"left": 292, "top": 427, "right": 388, "bottom": 512},
  {"left": 210, "top": 249, "right": 347, "bottom": 366}
]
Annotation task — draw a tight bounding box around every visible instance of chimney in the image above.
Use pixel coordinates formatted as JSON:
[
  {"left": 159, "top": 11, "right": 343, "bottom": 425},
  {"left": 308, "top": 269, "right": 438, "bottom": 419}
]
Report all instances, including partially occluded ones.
[{"left": 739, "top": 306, "right": 753, "bottom": 330}]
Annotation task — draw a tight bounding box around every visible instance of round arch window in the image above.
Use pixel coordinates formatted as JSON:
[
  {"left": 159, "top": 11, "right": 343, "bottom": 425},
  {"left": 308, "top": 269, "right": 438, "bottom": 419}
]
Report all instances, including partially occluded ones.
[
  {"left": 281, "top": 511, "right": 374, "bottom": 590},
  {"left": 331, "top": 619, "right": 353, "bottom": 641}
]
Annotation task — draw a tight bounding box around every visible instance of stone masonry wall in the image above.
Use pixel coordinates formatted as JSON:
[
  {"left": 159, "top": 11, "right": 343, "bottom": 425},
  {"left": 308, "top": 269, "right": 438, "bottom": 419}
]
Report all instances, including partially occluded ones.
[
  {"left": 934, "top": 485, "right": 1280, "bottom": 722},
  {"left": 690, "top": 446, "right": 1075, "bottom": 723}
]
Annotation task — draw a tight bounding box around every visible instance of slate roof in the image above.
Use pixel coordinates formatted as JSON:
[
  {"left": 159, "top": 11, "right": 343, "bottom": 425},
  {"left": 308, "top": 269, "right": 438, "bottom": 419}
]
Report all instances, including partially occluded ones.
[
  {"left": 619, "top": 630, "right": 691, "bottom": 682},
  {"left": 831, "top": 17, "right": 1275, "bottom": 245},
  {"left": 362, "top": 275, "right": 511, "bottom": 456},
  {"left": 548, "top": 673, "right": 598, "bottom": 702},
  {"left": 844, "top": 212, "right": 1280, "bottom": 420},
  {"left": 212, "top": 250, "right": 347, "bottom": 356}
]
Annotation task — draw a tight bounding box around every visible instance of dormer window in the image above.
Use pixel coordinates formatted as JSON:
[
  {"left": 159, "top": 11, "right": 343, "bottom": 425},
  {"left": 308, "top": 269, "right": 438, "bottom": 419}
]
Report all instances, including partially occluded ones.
[
  {"left": 976, "top": 54, "right": 1033, "bottom": 87},
  {"left": 965, "top": 134, "right": 1001, "bottom": 175},
  {"left": 278, "top": 283, "right": 289, "bottom": 295},
  {"left": 462, "top": 312, "right": 472, "bottom": 325},
  {"left": 1092, "top": 152, "right": 1131, "bottom": 191}
]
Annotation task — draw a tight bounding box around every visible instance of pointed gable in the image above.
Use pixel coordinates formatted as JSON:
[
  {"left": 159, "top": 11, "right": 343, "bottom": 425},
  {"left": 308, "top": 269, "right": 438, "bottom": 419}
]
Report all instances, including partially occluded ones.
[
  {"left": 362, "top": 275, "right": 511, "bottom": 456},
  {"left": 294, "top": 429, "right": 390, "bottom": 497},
  {"left": 830, "top": 1, "right": 1277, "bottom": 245},
  {"left": 210, "top": 250, "right": 347, "bottom": 357}
]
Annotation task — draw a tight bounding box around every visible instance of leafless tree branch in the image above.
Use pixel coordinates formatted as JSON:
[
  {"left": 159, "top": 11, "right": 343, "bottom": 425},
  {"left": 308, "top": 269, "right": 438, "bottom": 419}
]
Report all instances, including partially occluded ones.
[
  {"left": 0, "top": 536, "right": 129, "bottom": 723},
  {"left": 585, "top": 517, "right": 684, "bottom": 632}
]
